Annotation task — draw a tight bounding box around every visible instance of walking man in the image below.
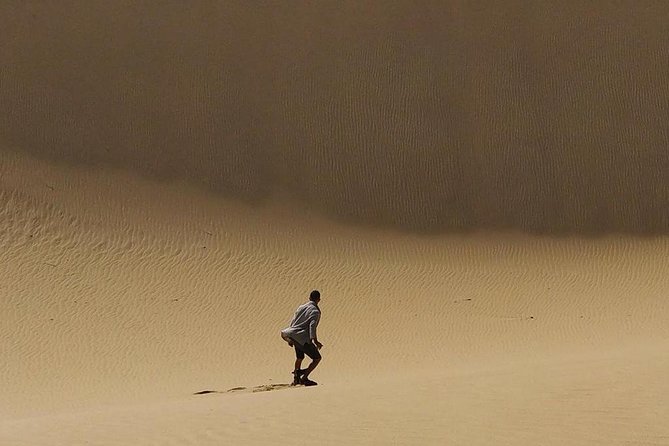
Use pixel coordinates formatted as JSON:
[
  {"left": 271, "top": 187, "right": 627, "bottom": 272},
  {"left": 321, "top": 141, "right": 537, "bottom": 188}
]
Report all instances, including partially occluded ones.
[{"left": 281, "top": 290, "right": 323, "bottom": 386}]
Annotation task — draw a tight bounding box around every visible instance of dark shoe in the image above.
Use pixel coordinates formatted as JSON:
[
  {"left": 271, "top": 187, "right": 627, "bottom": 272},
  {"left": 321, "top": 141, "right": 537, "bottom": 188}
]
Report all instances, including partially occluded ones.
[
  {"left": 300, "top": 377, "right": 318, "bottom": 386},
  {"left": 291, "top": 369, "right": 305, "bottom": 385}
]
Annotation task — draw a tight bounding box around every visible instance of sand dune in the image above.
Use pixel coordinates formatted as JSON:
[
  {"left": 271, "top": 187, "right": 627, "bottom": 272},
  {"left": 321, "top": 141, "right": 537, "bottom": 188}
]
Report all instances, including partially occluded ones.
[
  {"left": 2, "top": 2, "right": 669, "bottom": 445},
  {"left": 2, "top": 152, "right": 669, "bottom": 444},
  {"left": 1, "top": 1, "right": 668, "bottom": 232}
]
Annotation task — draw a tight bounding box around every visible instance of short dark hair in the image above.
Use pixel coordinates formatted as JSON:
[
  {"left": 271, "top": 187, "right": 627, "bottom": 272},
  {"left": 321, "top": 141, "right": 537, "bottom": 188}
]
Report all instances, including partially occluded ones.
[{"left": 309, "top": 290, "right": 321, "bottom": 301}]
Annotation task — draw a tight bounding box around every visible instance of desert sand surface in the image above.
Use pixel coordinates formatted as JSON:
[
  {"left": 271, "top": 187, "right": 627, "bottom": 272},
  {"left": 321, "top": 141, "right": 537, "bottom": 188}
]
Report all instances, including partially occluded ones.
[{"left": 2, "top": 2, "right": 669, "bottom": 445}]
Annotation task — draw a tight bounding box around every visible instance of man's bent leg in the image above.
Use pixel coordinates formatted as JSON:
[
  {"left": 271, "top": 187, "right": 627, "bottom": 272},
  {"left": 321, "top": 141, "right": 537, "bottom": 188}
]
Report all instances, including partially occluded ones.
[
  {"left": 302, "top": 357, "right": 320, "bottom": 379},
  {"left": 300, "top": 342, "right": 322, "bottom": 383}
]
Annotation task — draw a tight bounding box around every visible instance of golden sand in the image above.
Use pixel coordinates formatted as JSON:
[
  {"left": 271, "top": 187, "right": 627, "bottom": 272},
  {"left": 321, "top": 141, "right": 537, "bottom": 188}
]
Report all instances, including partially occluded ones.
[{"left": 2, "top": 2, "right": 669, "bottom": 445}]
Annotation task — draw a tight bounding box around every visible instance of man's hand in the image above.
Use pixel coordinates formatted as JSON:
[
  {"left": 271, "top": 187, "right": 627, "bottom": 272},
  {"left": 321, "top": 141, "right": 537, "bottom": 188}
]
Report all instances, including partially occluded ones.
[{"left": 314, "top": 340, "right": 323, "bottom": 350}]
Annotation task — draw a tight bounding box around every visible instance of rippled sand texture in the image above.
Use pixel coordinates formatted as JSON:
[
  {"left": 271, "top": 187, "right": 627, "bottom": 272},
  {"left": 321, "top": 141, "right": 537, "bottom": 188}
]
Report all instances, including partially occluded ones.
[
  {"left": 2, "top": 2, "right": 669, "bottom": 445},
  {"left": 2, "top": 153, "right": 669, "bottom": 445},
  {"left": 1, "top": 1, "right": 668, "bottom": 233}
]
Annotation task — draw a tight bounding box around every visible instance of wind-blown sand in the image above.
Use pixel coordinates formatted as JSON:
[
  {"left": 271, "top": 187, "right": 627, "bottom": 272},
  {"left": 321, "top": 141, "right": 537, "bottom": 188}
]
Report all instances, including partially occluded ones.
[{"left": 2, "top": 2, "right": 669, "bottom": 445}]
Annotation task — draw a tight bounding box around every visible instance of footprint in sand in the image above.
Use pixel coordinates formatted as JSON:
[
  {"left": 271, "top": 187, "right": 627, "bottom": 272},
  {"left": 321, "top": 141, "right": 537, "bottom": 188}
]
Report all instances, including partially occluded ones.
[{"left": 193, "top": 383, "right": 297, "bottom": 396}]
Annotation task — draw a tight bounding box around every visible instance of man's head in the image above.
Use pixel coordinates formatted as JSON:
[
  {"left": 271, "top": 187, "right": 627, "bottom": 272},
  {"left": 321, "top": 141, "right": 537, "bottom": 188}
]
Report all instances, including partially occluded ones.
[{"left": 309, "top": 290, "right": 321, "bottom": 303}]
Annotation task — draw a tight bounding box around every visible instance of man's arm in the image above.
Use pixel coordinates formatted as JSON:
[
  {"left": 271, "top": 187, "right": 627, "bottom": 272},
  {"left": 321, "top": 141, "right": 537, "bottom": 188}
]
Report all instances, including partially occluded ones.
[{"left": 309, "top": 312, "right": 322, "bottom": 349}]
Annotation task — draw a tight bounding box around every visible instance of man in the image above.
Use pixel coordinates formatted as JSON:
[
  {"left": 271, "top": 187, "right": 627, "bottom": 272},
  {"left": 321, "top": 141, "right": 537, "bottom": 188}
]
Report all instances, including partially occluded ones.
[{"left": 281, "top": 290, "right": 323, "bottom": 386}]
